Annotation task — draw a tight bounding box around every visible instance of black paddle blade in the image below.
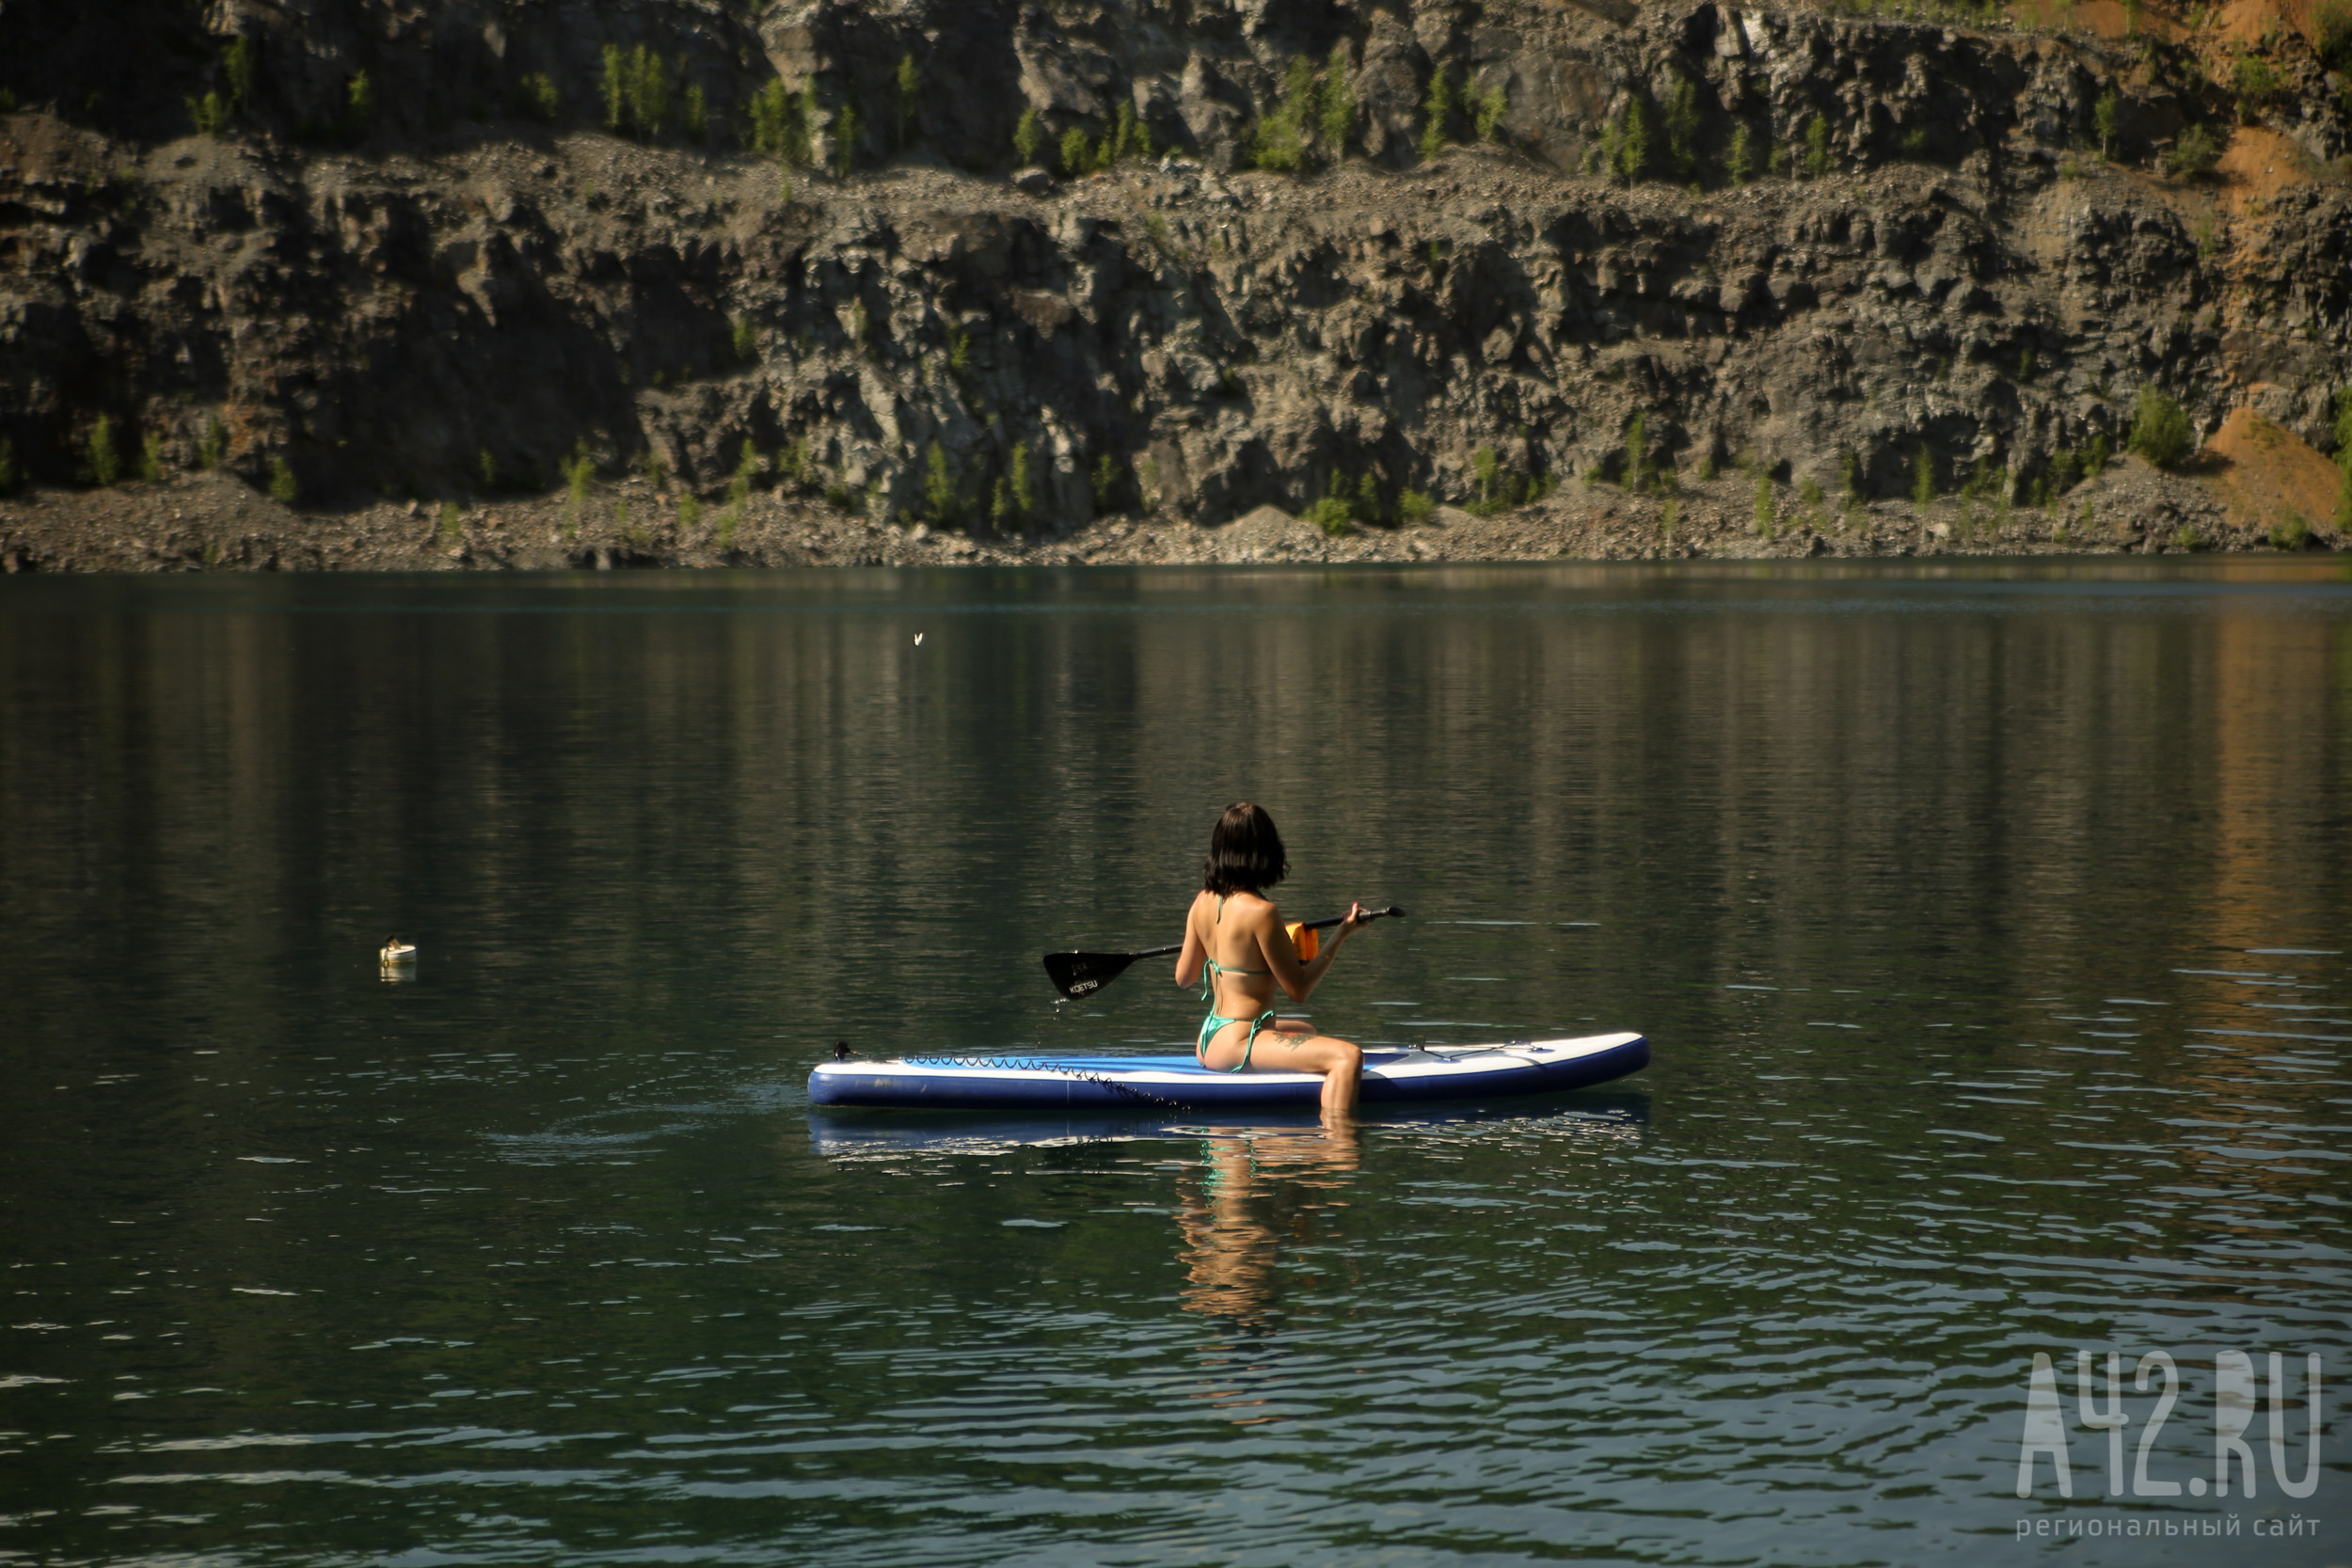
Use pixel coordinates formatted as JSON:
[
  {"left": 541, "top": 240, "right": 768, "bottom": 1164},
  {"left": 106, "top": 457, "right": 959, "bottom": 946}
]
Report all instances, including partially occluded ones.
[{"left": 1043, "top": 949, "right": 1141, "bottom": 1001}]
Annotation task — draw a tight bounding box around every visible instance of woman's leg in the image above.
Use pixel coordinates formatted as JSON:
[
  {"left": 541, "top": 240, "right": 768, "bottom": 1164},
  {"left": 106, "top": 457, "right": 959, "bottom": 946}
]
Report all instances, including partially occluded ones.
[{"left": 1243, "top": 1027, "right": 1364, "bottom": 1114}]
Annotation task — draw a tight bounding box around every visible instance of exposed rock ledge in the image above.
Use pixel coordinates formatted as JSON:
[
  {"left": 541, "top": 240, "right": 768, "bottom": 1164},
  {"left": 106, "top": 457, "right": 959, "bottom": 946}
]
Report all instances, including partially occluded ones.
[{"left": 2, "top": 451, "right": 2330, "bottom": 574}]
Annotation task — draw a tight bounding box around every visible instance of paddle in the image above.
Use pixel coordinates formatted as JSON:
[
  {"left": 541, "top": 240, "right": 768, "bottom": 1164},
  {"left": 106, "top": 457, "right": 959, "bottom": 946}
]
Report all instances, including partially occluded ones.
[{"left": 1042, "top": 905, "right": 1406, "bottom": 1001}]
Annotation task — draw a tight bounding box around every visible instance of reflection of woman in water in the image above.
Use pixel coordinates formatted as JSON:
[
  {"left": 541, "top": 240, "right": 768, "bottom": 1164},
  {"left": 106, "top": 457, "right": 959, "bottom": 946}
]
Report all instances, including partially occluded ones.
[
  {"left": 1175, "top": 801, "right": 1375, "bottom": 1116},
  {"left": 1176, "top": 1122, "right": 1359, "bottom": 1327}
]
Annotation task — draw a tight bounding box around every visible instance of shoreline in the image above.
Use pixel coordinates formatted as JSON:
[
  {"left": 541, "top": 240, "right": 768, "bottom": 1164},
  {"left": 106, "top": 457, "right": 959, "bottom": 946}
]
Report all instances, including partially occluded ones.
[{"left": 1, "top": 451, "right": 2339, "bottom": 574}]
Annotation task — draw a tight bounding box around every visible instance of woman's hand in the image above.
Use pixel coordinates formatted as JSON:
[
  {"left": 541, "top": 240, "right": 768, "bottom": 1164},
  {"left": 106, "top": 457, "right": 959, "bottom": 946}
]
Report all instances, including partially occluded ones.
[{"left": 1336, "top": 901, "right": 1368, "bottom": 940}]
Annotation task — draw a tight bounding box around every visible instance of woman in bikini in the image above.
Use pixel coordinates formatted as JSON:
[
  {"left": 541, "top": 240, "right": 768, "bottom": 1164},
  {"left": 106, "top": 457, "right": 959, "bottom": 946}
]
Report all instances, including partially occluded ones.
[{"left": 1174, "top": 800, "right": 1374, "bottom": 1116}]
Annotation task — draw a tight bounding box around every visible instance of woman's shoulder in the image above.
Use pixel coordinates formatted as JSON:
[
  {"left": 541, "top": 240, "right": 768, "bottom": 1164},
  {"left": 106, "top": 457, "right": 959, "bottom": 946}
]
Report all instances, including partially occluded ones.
[{"left": 1195, "top": 887, "right": 1278, "bottom": 919}]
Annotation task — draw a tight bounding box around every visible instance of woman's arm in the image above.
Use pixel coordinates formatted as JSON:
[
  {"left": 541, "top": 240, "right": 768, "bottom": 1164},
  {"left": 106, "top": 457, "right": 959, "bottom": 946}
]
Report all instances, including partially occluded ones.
[
  {"left": 1260, "top": 901, "right": 1367, "bottom": 1004},
  {"left": 1174, "top": 893, "right": 1207, "bottom": 988}
]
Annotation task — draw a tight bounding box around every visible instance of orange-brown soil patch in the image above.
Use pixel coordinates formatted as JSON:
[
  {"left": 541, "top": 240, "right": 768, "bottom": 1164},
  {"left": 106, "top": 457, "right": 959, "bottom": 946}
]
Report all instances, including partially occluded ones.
[
  {"left": 2214, "top": 125, "right": 2320, "bottom": 219},
  {"left": 2209, "top": 0, "right": 2334, "bottom": 48},
  {"left": 2217, "top": 125, "right": 2307, "bottom": 188},
  {"left": 2199, "top": 404, "right": 2344, "bottom": 535}
]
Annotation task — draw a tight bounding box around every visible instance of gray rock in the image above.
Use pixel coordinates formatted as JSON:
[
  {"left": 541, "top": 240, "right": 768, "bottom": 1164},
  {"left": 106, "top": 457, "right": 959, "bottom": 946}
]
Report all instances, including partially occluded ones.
[{"left": 0, "top": 0, "right": 2344, "bottom": 550}]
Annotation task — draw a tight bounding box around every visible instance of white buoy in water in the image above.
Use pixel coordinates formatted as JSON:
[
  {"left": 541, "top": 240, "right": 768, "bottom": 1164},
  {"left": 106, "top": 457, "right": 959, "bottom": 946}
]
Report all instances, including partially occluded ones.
[{"left": 914, "top": 632, "right": 924, "bottom": 645}]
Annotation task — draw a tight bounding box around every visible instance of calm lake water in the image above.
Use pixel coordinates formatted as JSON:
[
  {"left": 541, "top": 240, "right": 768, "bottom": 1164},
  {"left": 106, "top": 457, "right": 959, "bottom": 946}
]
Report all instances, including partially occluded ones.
[{"left": 2, "top": 561, "right": 2348, "bottom": 1567}]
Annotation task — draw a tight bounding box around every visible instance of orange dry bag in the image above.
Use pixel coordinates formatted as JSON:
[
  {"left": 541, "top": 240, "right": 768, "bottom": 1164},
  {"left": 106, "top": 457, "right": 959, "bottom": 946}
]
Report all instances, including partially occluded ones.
[{"left": 1285, "top": 921, "right": 1319, "bottom": 962}]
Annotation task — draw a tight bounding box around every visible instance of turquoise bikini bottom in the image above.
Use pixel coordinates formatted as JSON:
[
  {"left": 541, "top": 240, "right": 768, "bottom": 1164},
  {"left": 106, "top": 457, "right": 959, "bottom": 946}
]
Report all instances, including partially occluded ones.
[{"left": 1196, "top": 1007, "right": 1278, "bottom": 1071}]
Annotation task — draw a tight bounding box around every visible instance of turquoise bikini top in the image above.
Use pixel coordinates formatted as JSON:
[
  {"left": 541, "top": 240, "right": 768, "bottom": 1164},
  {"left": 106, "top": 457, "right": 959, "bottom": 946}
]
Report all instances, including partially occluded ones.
[{"left": 1200, "top": 893, "right": 1270, "bottom": 999}]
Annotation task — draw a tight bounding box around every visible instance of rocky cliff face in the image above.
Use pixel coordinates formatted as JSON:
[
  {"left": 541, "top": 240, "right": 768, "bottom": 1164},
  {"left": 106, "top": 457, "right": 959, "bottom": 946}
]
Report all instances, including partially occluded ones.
[{"left": 2, "top": 0, "right": 2348, "bottom": 550}]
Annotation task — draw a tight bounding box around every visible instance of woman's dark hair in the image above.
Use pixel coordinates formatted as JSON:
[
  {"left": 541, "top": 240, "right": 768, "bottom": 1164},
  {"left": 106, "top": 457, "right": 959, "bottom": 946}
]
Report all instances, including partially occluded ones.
[{"left": 1201, "top": 800, "right": 1288, "bottom": 895}]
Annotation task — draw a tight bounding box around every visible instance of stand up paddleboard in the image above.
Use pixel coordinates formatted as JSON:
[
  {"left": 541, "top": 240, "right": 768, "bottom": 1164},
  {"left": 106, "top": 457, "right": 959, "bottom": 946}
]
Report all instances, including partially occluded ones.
[{"left": 806, "top": 1032, "right": 1646, "bottom": 1111}]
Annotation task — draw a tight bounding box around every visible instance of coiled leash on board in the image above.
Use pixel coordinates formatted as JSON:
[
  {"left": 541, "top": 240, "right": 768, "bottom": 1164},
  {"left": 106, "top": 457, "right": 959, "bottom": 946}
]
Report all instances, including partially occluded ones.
[{"left": 898, "top": 1052, "right": 1196, "bottom": 1114}]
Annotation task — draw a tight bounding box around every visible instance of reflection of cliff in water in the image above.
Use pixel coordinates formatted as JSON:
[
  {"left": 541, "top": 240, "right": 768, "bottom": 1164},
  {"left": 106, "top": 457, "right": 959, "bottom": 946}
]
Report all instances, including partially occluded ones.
[{"left": 9, "top": 572, "right": 2349, "bottom": 1078}]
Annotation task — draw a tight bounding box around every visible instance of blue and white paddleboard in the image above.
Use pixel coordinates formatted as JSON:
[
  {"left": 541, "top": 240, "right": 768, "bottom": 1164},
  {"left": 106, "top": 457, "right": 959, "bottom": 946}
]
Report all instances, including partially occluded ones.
[{"left": 806, "top": 1031, "right": 1647, "bottom": 1111}]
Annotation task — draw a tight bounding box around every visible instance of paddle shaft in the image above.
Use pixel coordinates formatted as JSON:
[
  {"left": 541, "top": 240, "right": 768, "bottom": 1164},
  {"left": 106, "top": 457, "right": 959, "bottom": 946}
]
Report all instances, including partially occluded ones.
[
  {"left": 1107, "top": 910, "right": 1379, "bottom": 963},
  {"left": 1043, "top": 905, "right": 1404, "bottom": 1000}
]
